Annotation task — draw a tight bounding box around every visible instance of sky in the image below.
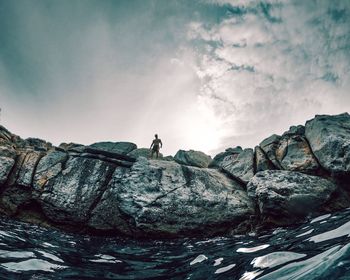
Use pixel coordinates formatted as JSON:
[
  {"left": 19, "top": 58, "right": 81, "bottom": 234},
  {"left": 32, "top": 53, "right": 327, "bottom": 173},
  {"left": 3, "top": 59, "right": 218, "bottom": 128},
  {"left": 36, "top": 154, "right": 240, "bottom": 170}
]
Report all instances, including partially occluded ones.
[{"left": 0, "top": 0, "right": 349, "bottom": 156}]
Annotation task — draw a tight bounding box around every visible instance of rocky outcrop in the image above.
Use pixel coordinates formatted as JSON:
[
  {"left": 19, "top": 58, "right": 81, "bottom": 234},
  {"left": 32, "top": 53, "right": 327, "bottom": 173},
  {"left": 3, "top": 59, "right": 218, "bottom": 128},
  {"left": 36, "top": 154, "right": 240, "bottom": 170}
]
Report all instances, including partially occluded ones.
[
  {"left": 89, "top": 158, "right": 254, "bottom": 237},
  {"left": 247, "top": 170, "right": 348, "bottom": 225},
  {"left": 305, "top": 113, "right": 350, "bottom": 175},
  {"left": 0, "top": 112, "right": 350, "bottom": 238},
  {"left": 215, "top": 148, "right": 254, "bottom": 184},
  {"left": 174, "top": 150, "right": 212, "bottom": 168}
]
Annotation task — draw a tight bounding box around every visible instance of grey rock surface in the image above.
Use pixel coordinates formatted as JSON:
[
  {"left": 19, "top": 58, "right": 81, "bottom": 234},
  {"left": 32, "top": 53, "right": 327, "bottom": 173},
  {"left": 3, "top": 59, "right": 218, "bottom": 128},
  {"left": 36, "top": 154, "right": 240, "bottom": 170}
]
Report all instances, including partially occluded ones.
[
  {"left": 221, "top": 148, "right": 255, "bottom": 184},
  {"left": 128, "top": 148, "right": 163, "bottom": 159},
  {"left": 305, "top": 113, "right": 350, "bottom": 174},
  {"left": 89, "top": 141, "right": 137, "bottom": 155},
  {"left": 39, "top": 157, "right": 115, "bottom": 224},
  {"left": 174, "top": 150, "right": 212, "bottom": 168},
  {"left": 209, "top": 147, "right": 242, "bottom": 168},
  {"left": 90, "top": 158, "right": 254, "bottom": 236},
  {"left": 247, "top": 170, "right": 343, "bottom": 223}
]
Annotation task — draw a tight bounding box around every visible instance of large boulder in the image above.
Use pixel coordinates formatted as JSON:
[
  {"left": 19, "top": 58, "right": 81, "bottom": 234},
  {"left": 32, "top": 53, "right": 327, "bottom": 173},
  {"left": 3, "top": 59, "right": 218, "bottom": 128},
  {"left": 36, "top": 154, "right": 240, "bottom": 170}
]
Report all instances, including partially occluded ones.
[
  {"left": 89, "top": 158, "right": 254, "bottom": 237},
  {"left": 220, "top": 148, "right": 255, "bottom": 184},
  {"left": 305, "top": 113, "right": 350, "bottom": 174},
  {"left": 89, "top": 141, "right": 137, "bottom": 155},
  {"left": 37, "top": 157, "right": 115, "bottom": 224},
  {"left": 247, "top": 170, "right": 347, "bottom": 225},
  {"left": 174, "top": 150, "right": 212, "bottom": 168}
]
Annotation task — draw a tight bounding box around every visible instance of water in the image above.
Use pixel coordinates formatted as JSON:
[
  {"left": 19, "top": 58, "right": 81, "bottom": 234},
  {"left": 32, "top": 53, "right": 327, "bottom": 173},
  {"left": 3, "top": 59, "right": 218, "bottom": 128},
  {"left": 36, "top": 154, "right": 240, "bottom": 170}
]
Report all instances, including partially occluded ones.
[{"left": 1, "top": 209, "right": 350, "bottom": 279}]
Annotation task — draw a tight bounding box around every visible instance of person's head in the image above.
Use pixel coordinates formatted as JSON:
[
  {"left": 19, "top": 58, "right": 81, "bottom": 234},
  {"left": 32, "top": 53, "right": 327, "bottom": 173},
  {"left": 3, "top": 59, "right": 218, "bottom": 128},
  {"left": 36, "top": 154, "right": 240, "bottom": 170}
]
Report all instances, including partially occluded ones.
[{"left": 155, "top": 134, "right": 158, "bottom": 139}]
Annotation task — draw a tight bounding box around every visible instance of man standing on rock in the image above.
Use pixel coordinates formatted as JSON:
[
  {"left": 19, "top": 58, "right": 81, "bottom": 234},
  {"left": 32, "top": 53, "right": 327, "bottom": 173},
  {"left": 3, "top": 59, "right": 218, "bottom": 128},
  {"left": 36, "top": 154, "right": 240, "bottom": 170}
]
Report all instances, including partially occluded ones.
[{"left": 150, "top": 134, "right": 162, "bottom": 159}]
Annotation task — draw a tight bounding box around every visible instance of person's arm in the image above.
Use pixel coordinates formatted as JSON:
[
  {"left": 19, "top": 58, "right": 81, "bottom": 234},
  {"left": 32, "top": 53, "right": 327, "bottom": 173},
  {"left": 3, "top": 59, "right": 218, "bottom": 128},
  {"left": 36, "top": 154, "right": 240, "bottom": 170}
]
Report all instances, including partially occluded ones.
[
  {"left": 160, "top": 140, "right": 163, "bottom": 148},
  {"left": 150, "top": 140, "right": 154, "bottom": 149}
]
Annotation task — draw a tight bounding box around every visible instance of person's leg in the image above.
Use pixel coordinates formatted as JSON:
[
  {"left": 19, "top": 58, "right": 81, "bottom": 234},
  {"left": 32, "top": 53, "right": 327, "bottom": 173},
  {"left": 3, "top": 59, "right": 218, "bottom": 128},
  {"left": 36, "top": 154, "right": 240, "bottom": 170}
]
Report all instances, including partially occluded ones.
[{"left": 156, "top": 150, "right": 159, "bottom": 158}]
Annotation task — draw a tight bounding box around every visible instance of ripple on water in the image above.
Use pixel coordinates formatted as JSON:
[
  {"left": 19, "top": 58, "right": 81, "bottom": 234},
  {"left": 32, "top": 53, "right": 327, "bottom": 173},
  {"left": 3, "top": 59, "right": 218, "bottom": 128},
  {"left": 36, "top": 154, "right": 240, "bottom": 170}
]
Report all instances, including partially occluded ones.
[
  {"left": 309, "top": 220, "right": 350, "bottom": 243},
  {"left": 251, "top": 251, "right": 306, "bottom": 269},
  {"left": 310, "top": 214, "right": 331, "bottom": 224},
  {"left": 0, "top": 250, "right": 35, "bottom": 259},
  {"left": 214, "top": 263, "right": 236, "bottom": 274},
  {"left": 1, "top": 259, "right": 67, "bottom": 272},
  {"left": 296, "top": 229, "right": 314, "bottom": 237},
  {"left": 90, "top": 254, "right": 122, "bottom": 264},
  {"left": 236, "top": 244, "right": 270, "bottom": 253},
  {"left": 257, "top": 244, "right": 350, "bottom": 280},
  {"left": 190, "top": 254, "right": 208, "bottom": 265},
  {"left": 213, "top": 257, "right": 223, "bottom": 266}
]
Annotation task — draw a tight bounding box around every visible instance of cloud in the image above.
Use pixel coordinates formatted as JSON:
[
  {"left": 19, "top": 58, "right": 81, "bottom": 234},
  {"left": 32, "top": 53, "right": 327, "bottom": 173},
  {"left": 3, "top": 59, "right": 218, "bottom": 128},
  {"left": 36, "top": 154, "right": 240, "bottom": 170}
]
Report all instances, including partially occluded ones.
[{"left": 0, "top": 0, "right": 349, "bottom": 157}]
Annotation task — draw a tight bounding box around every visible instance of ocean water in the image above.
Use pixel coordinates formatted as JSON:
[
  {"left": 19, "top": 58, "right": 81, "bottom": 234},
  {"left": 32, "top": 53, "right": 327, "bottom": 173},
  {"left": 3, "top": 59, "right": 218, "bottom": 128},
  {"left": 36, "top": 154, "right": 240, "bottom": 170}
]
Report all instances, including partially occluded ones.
[{"left": 1, "top": 209, "right": 350, "bottom": 279}]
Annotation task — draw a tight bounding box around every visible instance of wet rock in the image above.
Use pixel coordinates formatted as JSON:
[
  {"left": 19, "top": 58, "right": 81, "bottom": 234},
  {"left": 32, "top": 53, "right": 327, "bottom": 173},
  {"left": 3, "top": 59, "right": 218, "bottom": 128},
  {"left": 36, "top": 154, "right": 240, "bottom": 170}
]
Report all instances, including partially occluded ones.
[
  {"left": 174, "top": 150, "right": 212, "bottom": 168},
  {"left": 89, "top": 142, "right": 137, "bottom": 155},
  {"left": 221, "top": 148, "right": 255, "bottom": 184},
  {"left": 305, "top": 113, "right": 350, "bottom": 174},
  {"left": 247, "top": 170, "right": 345, "bottom": 224},
  {"left": 90, "top": 158, "right": 254, "bottom": 237}
]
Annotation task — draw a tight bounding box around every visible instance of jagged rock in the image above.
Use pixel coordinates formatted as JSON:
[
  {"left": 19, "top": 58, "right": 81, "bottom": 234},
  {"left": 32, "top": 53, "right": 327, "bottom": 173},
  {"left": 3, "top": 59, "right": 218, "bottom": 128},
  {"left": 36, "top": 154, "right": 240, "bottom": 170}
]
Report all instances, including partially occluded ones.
[
  {"left": 33, "top": 150, "right": 68, "bottom": 190},
  {"left": 255, "top": 146, "right": 275, "bottom": 172},
  {"left": 209, "top": 147, "right": 242, "bottom": 168},
  {"left": 259, "top": 134, "right": 283, "bottom": 169},
  {"left": 247, "top": 170, "right": 345, "bottom": 224},
  {"left": 89, "top": 158, "right": 254, "bottom": 236},
  {"left": 162, "top": 155, "right": 174, "bottom": 161},
  {"left": 305, "top": 113, "right": 350, "bottom": 174},
  {"left": 259, "top": 126, "right": 319, "bottom": 173},
  {"left": 38, "top": 157, "right": 115, "bottom": 224},
  {"left": 24, "top": 138, "right": 52, "bottom": 151},
  {"left": 128, "top": 148, "right": 163, "bottom": 159},
  {"left": 16, "top": 151, "right": 43, "bottom": 187},
  {"left": 59, "top": 143, "right": 86, "bottom": 153},
  {"left": 89, "top": 141, "right": 137, "bottom": 155},
  {"left": 220, "top": 148, "right": 254, "bottom": 184},
  {"left": 174, "top": 150, "right": 212, "bottom": 168},
  {"left": 276, "top": 134, "right": 319, "bottom": 172},
  {"left": 0, "top": 156, "right": 15, "bottom": 185}
]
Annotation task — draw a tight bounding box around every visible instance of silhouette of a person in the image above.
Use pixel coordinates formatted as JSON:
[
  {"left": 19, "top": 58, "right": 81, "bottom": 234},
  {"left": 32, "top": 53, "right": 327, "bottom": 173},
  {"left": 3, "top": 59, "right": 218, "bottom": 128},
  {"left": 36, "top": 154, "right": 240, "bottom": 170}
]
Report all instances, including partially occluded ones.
[{"left": 150, "top": 134, "right": 162, "bottom": 158}]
